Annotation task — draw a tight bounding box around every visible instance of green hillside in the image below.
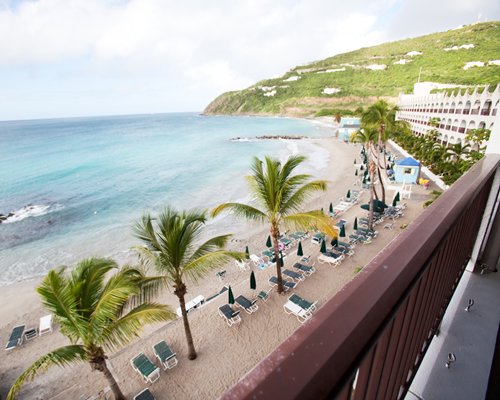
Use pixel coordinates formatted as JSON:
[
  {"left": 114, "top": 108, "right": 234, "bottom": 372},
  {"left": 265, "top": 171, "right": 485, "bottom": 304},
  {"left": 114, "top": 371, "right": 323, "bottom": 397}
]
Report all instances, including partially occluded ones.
[{"left": 204, "top": 22, "right": 500, "bottom": 117}]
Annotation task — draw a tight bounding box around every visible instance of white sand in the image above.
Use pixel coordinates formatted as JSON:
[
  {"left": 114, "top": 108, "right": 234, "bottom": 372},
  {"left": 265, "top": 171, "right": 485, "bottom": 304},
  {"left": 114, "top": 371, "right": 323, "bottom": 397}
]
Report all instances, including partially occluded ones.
[{"left": 0, "top": 137, "right": 432, "bottom": 400}]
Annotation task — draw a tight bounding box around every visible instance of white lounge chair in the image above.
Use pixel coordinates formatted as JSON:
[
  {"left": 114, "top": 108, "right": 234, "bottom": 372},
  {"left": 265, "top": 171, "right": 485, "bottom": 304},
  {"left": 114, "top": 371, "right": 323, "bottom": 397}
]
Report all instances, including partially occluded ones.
[
  {"left": 250, "top": 254, "right": 268, "bottom": 269},
  {"left": 318, "top": 254, "right": 342, "bottom": 266},
  {"left": 235, "top": 259, "right": 250, "bottom": 271},
  {"left": 131, "top": 353, "right": 160, "bottom": 383},
  {"left": 39, "top": 315, "right": 53, "bottom": 336},
  {"left": 153, "top": 340, "right": 178, "bottom": 370},
  {"left": 218, "top": 304, "right": 242, "bottom": 326},
  {"left": 235, "top": 295, "right": 259, "bottom": 314}
]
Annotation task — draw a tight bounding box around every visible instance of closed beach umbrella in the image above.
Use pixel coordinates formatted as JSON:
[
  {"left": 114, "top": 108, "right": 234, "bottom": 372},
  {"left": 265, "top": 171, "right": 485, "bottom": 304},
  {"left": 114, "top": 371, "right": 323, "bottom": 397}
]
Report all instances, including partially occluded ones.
[
  {"left": 392, "top": 197, "right": 398, "bottom": 207},
  {"left": 297, "top": 241, "right": 304, "bottom": 256},
  {"left": 355, "top": 168, "right": 358, "bottom": 176},
  {"left": 266, "top": 235, "right": 272, "bottom": 248},
  {"left": 228, "top": 285, "right": 235, "bottom": 305},
  {"left": 354, "top": 217, "right": 358, "bottom": 230},
  {"left": 320, "top": 239, "right": 327, "bottom": 254},
  {"left": 395, "top": 192, "right": 401, "bottom": 202},
  {"left": 250, "top": 271, "right": 256, "bottom": 290},
  {"left": 329, "top": 202, "right": 333, "bottom": 213},
  {"left": 364, "top": 170, "right": 368, "bottom": 177},
  {"left": 245, "top": 245, "right": 250, "bottom": 259},
  {"left": 280, "top": 252, "right": 285, "bottom": 267},
  {"left": 339, "top": 225, "right": 346, "bottom": 238},
  {"left": 360, "top": 164, "right": 364, "bottom": 171},
  {"left": 331, "top": 237, "right": 338, "bottom": 247},
  {"left": 354, "top": 158, "right": 356, "bottom": 164},
  {"left": 346, "top": 189, "right": 351, "bottom": 199},
  {"left": 362, "top": 177, "right": 367, "bottom": 185}
]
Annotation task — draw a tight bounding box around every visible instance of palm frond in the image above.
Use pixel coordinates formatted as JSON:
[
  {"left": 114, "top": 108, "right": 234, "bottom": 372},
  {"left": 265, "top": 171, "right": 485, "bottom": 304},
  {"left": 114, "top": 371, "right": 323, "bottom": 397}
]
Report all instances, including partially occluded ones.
[
  {"left": 103, "top": 304, "right": 175, "bottom": 351},
  {"left": 36, "top": 269, "right": 85, "bottom": 343},
  {"left": 284, "top": 211, "right": 337, "bottom": 237},
  {"left": 183, "top": 251, "right": 243, "bottom": 283},
  {"left": 190, "top": 234, "right": 232, "bottom": 261},
  {"left": 281, "top": 180, "right": 328, "bottom": 213},
  {"left": 211, "top": 202, "right": 267, "bottom": 222},
  {"left": 7, "top": 345, "right": 86, "bottom": 400}
]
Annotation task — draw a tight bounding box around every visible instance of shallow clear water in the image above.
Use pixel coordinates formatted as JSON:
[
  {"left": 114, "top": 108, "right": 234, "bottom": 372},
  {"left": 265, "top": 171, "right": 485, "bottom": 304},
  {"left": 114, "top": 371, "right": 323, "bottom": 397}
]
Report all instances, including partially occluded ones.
[{"left": 0, "top": 113, "right": 332, "bottom": 284}]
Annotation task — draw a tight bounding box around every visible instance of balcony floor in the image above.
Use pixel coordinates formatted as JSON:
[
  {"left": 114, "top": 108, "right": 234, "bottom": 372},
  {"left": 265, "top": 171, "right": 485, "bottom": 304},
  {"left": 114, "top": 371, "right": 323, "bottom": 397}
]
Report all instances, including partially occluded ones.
[{"left": 406, "top": 266, "right": 500, "bottom": 400}]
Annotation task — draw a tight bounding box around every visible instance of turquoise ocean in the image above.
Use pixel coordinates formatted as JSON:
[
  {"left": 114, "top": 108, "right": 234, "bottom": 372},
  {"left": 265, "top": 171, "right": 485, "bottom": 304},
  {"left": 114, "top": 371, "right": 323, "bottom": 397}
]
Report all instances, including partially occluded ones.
[{"left": 0, "top": 113, "right": 333, "bottom": 285}]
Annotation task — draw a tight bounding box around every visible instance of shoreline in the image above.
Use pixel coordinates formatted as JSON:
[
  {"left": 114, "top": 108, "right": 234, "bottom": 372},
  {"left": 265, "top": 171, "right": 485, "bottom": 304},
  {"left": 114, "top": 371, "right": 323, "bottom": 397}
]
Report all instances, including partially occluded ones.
[{"left": 0, "top": 129, "right": 433, "bottom": 400}]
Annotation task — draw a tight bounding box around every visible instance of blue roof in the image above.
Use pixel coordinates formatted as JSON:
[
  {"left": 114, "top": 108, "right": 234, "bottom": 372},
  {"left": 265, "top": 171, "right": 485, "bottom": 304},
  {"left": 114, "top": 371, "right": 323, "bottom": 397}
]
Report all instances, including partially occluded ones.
[{"left": 396, "top": 157, "right": 420, "bottom": 167}]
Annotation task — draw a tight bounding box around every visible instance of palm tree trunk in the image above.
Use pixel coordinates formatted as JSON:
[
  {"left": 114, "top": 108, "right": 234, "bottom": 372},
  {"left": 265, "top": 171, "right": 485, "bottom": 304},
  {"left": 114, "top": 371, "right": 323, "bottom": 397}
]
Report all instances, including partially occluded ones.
[
  {"left": 95, "top": 359, "right": 126, "bottom": 400},
  {"left": 175, "top": 285, "right": 197, "bottom": 360},
  {"left": 377, "top": 165, "right": 386, "bottom": 204},
  {"left": 271, "top": 224, "right": 284, "bottom": 294}
]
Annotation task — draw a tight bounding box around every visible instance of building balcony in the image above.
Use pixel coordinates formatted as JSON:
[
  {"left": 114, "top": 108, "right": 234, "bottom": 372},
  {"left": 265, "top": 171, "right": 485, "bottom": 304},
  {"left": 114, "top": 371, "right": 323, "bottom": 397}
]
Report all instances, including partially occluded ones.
[
  {"left": 482, "top": 109, "right": 491, "bottom": 116},
  {"left": 221, "top": 155, "right": 500, "bottom": 400}
]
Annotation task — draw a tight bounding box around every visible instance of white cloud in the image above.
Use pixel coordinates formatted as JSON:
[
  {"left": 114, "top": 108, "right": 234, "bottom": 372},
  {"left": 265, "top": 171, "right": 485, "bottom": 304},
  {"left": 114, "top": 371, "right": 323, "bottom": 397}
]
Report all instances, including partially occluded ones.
[{"left": 0, "top": 0, "right": 499, "bottom": 119}]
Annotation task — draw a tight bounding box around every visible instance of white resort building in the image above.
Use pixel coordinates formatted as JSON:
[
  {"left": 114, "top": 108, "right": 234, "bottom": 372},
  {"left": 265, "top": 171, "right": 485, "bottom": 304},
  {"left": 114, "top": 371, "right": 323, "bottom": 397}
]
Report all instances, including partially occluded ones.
[{"left": 396, "top": 82, "right": 500, "bottom": 147}]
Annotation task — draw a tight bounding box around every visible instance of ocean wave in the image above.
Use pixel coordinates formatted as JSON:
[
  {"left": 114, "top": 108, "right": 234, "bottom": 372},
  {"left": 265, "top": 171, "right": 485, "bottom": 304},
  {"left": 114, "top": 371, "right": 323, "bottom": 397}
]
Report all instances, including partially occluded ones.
[{"left": 0, "top": 204, "right": 60, "bottom": 224}]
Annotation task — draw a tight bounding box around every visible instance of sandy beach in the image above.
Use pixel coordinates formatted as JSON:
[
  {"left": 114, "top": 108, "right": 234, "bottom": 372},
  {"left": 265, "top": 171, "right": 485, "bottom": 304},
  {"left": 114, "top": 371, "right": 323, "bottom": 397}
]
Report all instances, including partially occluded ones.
[{"left": 0, "top": 133, "right": 433, "bottom": 400}]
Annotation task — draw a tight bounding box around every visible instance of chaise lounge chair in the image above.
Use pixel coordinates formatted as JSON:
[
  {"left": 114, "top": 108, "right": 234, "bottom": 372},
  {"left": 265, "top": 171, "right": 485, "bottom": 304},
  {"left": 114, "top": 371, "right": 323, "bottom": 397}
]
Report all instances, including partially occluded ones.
[
  {"left": 131, "top": 353, "right": 160, "bottom": 384},
  {"left": 39, "top": 314, "right": 53, "bottom": 336},
  {"left": 282, "top": 269, "right": 305, "bottom": 282},
  {"left": 257, "top": 289, "right": 271, "bottom": 302},
  {"left": 317, "top": 254, "right": 342, "bottom": 266},
  {"left": 153, "top": 340, "right": 178, "bottom": 370},
  {"left": 235, "top": 259, "right": 250, "bottom": 271},
  {"left": 218, "top": 304, "right": 242, "bottom": 326},
  {"left": 134, "top": 388, "right": 156, "bottom": 400},
  {"left": 235, "top": 295, "right": 259, "bottom": 314},
  {"left": 292, "top": 262, "right": 316, "bottom": 276},
  {"left": 283, "top": 294, "right": 317, "bottom": 323},
  {"left": 268, "top": 276, "right": 297, "bottom": 291},
  {"left": 5, "top": 325, "right": 25, "bottom": 351}
]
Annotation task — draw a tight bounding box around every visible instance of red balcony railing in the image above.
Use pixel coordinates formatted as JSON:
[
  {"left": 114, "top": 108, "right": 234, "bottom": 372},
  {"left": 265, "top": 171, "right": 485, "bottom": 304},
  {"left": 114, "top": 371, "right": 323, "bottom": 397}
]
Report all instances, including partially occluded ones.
[
  {"left": 481, "top": 109, "right": 490, "bottom": 116},
  {"left": 463, "top": 109, "right": 470, "bottom": 115},
  {"left": 222, "top": 155, "right": 499, "bottom": 400},
  {"left": 471, "top": 109, "right": 480, "bottom": 115}
]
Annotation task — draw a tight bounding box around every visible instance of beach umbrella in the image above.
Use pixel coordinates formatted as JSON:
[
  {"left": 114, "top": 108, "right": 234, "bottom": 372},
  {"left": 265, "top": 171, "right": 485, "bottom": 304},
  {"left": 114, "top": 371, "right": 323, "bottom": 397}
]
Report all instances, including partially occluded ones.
[
  {"left": 386, "top": 164, "right": 390, "bottom": 170},
  {"left": 354, "top": 217, "right": 358, "bottom": 230},
  {"left": 331, "top": 237, "right": 338, "bottom": 247},
  {"left": 228, "top": 285, "right": 235, "bottom": 305},
  {"left": 320, "top": 239, "right": 327, "bottom": 254},
  {"left": 339, "top": 225, "right": 346, "bottom": 238},
  {"left": 354, "top": 158, "right": 357, "bottom": 164},
  {"left": 245, "top": 245, "right": 250, "bottom": 259},
  {"left": 395, "top": 192, "right": 401, "bottom": 202},
  {"left": 280, "top": 252, "right": 285, "bottom": 267},
  {"left": 297, "top": 241, "right": 304, "bottom": 256},
  {"left": 364, "top": 170, "right": 368, "bottom": 177},
  {"left": 250, "top": 271, "right": 256, "bottom": 291},
  {"left": 329, "top": 202, "right": 333, "bottom": 213},
  {"left": 362, "top": 177, "right": 367, "bottom": 185},
  {"left": 355, "top": 168, "right": 358, "bottom": 176},
  {"left": 266, "top": 235, "right": 272, "bottom": 248},
  {"left": 392, "top": 197, "right": 398, "bottom": 207},
  {"left": 360, "top": 164, "right": 364, "bottom": 171},
  {"left": 346, "top": 189, "right": 351, "bottom": 199},
  {"left": 321, "top": 207, "right": 324, "bottom": 214}
]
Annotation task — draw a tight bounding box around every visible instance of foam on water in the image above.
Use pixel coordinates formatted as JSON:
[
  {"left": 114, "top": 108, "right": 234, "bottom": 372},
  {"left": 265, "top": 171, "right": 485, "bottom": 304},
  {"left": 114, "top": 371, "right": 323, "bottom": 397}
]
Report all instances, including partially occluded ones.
[{"left": 0, "top": 113, "right": 335, "bottom": 285}]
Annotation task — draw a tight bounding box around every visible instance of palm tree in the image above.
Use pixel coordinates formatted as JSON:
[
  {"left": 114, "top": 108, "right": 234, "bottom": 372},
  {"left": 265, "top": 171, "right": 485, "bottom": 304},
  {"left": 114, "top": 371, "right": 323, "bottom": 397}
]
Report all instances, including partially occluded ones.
[
  {"left": 445, "top": 142, "right": 470, "bottom": 163},
  {"left": 353, "top": 128, "right": 378, "bottom": 230},
  {"left": 7, "top": 258, "right": 174, "bottom": 400},
  {"left": 211, "top": 155, "right": 335, "bottom": 294},
  {"left": 134, "top": 207, "right": 241, "bottom": 360},
  {"left": 361, "top": 100, "right": 398, "bottom": 203}
]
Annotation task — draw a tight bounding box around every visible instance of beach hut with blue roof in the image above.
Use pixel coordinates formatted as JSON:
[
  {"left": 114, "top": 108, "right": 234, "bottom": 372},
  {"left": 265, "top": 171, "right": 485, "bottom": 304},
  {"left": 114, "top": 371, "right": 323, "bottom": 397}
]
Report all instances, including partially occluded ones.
[
  {"left": 393, "top": 157, "right": 420, "bottom": 184},
  {"left": 338, "top": 117, "right": 361, "bottom": 142}
]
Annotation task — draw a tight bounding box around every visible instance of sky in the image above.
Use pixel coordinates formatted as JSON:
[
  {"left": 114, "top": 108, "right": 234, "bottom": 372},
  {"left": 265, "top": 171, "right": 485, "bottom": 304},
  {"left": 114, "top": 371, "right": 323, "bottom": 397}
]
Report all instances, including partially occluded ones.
[{"left": 0, "top": 0, "right": 499, "bottom": 121}]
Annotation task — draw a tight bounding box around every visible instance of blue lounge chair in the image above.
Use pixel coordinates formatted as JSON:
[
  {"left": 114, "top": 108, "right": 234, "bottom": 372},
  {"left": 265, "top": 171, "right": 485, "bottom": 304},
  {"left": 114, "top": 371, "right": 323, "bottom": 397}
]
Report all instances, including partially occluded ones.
[
  {"left": 283, "top": 269, "right": 305, "bottom": 282},
  {"left": 218, "top": 304, "right": 242, "bottom": 326},
  {"left": 235, "top": 295, "right": 259, "bottom": 314}
]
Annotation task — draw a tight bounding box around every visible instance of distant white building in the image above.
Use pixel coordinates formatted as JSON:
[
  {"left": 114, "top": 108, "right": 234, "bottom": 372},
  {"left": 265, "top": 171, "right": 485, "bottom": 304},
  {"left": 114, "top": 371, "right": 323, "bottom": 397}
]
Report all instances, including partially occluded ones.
[{"left": 396, "top": 82, "right": 500, "bottom": 147}]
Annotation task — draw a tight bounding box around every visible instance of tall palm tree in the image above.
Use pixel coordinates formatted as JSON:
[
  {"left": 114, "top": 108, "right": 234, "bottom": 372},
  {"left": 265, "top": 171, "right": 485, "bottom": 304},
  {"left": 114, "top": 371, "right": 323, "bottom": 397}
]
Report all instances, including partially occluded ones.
[
  {"left": 445, "top": 142, "right": 470, "bottom": 163},
  {"left": 134, "top": 207, "right": 241, "bottom": 360},
  {"left": 353, "top": 128, "right": 378, "bottom": 230},
  {"left": 362, "top": 100, "right": 398, "bottom": 203},
  {"left": 211, "top": 155, "right": 335, "bottom": 294},
  {"left": 7, "top": 258, "right": 173, "bottom": 400}
]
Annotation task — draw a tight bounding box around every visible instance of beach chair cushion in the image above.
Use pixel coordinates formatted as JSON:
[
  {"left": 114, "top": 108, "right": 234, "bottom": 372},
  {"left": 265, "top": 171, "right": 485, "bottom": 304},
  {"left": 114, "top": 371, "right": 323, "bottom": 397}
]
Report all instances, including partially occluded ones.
[
  {"left": 131, "top": 353, "right": 160, "bottom": 383},
  {"left": 218, "top": 304, "right": 242, "bottom": 326},
  {"left": 153, "top": 341, "right": 178, "bottom": 370},
  {"left": 134, "top": 388, "right": 156, "bottom": 400},
  {"left": 5, "top": 325, "right": 25, "bottom": 350},
  {"left": 235, "top": 295, "right": 259, "bottom": 314},
  {"left": 283, "top": 269, "right": 304, "bottom": 281}
]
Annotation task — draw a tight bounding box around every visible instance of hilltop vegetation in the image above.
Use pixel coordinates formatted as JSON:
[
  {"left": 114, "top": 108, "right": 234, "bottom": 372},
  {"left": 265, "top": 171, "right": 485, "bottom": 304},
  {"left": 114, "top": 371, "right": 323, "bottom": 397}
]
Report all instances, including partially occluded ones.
[{"left": 204, "top": 22, "right": 500, "bottom": 117}]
